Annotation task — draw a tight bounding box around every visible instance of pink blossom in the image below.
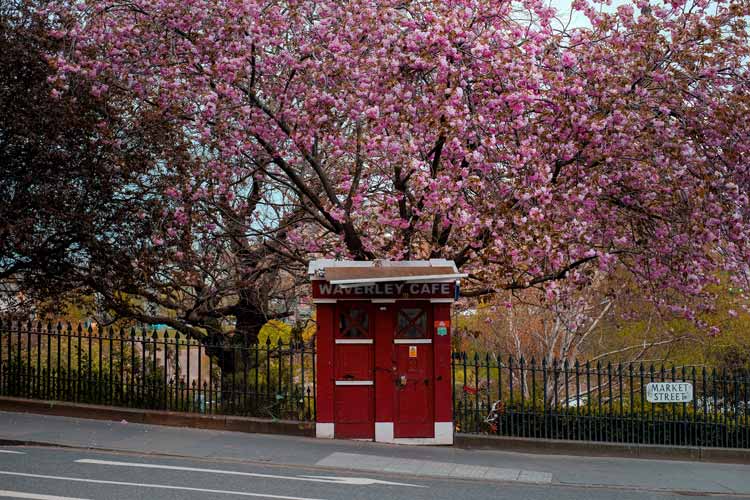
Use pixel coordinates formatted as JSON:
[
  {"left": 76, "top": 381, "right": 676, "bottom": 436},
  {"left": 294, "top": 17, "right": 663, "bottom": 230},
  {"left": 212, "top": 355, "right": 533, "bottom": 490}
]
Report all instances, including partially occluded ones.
[
  {"left": 47, "top": 0, "right": 750, "bottom": 334},
  {"left": 561, "top": 52, "right": 577, "bottom": 68}
]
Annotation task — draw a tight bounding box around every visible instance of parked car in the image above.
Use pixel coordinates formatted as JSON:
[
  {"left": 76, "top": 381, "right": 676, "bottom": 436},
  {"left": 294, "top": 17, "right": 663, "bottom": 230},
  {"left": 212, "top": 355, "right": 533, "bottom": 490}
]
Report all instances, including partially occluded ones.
[{"left": 563, "top": 395, "right": 589, "bottom": 408}]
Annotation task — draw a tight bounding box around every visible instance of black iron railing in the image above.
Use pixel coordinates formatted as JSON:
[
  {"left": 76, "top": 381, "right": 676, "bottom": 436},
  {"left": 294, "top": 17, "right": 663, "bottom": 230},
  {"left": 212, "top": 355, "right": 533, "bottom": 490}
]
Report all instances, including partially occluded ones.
[
  {"left": 3, "top": 319, "right": 750, "bottom": 449},
  {"left": 0, "top": 320, "right": 316, "bottom": 421},
  {"left": 452, "top": 352, "right": 750, "bottom": 448}
]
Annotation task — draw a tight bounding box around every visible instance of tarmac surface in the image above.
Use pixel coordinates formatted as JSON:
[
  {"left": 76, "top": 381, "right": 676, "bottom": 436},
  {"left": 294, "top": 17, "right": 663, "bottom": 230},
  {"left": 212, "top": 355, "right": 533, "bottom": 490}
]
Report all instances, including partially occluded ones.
[{"left": 0, "top": 411, "right": 748, "bottom": 499}]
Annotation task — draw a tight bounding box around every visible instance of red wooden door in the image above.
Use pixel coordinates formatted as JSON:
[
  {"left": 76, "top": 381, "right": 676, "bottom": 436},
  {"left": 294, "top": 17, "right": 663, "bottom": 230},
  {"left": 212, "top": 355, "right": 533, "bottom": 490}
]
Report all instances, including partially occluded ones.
[
  {"left": 334, "top": 302, "right": 374, "bottom": 439},
  {"left": 393, "top": 303, "right": 434, "bottom": 438}
]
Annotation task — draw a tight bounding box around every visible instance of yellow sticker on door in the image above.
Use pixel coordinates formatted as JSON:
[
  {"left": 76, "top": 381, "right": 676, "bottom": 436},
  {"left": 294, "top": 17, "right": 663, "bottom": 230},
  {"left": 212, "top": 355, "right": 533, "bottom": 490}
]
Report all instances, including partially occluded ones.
[{"left": 409, "top": 346, "right": 417, "bottom": 358}]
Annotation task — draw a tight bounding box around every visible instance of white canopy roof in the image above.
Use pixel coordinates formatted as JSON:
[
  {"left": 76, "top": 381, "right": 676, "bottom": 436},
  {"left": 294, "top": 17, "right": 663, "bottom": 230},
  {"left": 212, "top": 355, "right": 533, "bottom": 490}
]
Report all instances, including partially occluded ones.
[{"left": 308, "top": 259, "right": 466, "bottom": 287}]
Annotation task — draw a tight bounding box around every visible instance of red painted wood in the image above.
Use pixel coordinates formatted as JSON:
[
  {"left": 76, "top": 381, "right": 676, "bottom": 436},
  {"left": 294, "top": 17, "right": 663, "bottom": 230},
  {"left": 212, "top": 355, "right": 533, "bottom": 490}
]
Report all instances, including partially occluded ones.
[
  {"left": 393, "top": 302, "right": 434, "bottom": 438},
  {"left": 335, "top": 344, "right": 372, "bottom": 380},
  {"left": 374, "top": 304, "right": 395, "bottom": 423},
  {"left": 333, "top": 302, "right": 374, "bottom": 439},
  {"left": 432, "top": 303, "right": 453, "bottom": 423},
  {"left": 315, "top": 303, "right": 335, "bottom": 423},
  {"left": 334, "top": 386, "right": 374, "bottom": 438},
  {"left": 314, "top": 280, "right": 455, "bottom": 441}
]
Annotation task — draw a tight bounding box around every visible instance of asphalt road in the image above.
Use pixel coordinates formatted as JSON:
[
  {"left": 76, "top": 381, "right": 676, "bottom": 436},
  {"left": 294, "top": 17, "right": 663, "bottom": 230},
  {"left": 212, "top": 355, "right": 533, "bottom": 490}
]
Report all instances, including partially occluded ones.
[{"left": 0, "top": 446, "right": 744, "bottom": 500}]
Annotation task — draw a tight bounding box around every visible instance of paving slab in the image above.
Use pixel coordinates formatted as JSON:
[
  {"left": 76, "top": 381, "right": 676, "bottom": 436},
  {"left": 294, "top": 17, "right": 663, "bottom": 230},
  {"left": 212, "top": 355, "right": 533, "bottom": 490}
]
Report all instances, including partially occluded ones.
[
  {"left": 382, "top": 458, "right": 424, "bottom": 474},
  {"left": 448, "top": 463, "right": 491, "bottom": 479},
  {"left": 483, "top": 467, "right": 521, "bottom": 481},
  {"left": 315, "top": 452, "right": 550, "bottom": 483},
  {"left": 419, "top": 461, "right": 460, "bottom": 477},
  {"left": 518, "top": 470, "right": 554, "bottom": 483}
]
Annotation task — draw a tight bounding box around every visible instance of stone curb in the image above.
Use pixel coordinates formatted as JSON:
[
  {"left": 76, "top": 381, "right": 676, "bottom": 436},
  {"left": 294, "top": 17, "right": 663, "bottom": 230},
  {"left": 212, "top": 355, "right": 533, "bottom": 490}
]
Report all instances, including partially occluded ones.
[
  {"left": 454, "top": 433, "right": 750, "bottom": 464},
  {"left": 0, "top": 396, "right": 315, "bottom": 437}
]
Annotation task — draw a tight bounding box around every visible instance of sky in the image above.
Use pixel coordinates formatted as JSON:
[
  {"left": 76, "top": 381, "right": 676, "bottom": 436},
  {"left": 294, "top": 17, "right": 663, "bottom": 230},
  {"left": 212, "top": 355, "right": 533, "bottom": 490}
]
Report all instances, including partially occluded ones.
[{"left": 549, "top": 0, "right": 630, "bottom": 28}]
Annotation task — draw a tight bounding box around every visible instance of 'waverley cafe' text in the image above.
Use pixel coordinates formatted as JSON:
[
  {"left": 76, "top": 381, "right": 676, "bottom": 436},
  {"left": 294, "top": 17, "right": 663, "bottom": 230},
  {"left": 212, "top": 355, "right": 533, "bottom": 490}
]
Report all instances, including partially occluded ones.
[{"left": 312, "top": 281, "right": 456, "bottom": 300}]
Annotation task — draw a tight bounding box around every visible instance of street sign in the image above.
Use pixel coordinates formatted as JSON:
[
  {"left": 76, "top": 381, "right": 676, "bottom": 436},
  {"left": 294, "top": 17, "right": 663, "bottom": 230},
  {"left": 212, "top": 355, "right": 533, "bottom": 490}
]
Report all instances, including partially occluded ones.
[{"left": 646, "top": 382, "right": 693, "bottom": 403}]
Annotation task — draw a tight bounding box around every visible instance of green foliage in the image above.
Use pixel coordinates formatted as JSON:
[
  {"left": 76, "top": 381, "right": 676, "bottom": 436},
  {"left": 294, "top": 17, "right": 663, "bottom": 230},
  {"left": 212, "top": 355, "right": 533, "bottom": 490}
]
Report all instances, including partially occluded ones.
[
  {"left": 257, "top": 320, "right": 293, "bottom": 345},
  {"left": 600, "top": 281, "right": 750, "bottom": 372}
]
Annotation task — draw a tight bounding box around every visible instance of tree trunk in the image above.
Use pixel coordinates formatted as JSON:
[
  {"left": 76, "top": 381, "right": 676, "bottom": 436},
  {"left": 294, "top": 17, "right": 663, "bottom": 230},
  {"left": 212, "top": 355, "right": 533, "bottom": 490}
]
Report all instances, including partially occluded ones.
[
  {"left": 234, "top": 297, "right": 267, "bottom": 346},
  {"left": 203, "top": 297, "right": 267, "bottom": 374}
]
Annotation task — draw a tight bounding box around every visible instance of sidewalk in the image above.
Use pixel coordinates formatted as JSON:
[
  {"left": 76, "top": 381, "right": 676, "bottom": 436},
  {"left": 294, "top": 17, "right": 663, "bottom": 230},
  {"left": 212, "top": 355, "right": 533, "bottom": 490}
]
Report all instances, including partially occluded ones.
[{"left": 0, "top": 410, "right": 748, "bottom": 495}]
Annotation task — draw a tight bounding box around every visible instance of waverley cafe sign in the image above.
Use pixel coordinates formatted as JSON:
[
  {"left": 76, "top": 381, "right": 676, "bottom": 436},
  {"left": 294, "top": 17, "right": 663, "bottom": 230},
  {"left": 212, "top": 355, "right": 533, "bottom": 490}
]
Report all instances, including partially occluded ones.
[
  {"left": 312, "top": 281, "right": 456, "bottom": 300},
  {"left": 646, "top": 382, "right": 694, "bottom": 403}
]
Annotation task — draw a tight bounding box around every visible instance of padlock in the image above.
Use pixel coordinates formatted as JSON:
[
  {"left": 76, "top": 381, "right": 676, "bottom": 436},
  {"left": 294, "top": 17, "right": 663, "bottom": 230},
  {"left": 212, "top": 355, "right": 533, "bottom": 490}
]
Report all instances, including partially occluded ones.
[{"left": 399, "top": 375, "right": 407, "bottom": 387}]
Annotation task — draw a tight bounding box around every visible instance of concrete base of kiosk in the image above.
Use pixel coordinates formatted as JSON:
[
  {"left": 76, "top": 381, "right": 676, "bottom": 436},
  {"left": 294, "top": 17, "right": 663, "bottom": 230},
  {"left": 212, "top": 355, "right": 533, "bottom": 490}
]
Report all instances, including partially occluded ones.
[
  {"left": 315, "top": 423, "right": 335, "bottom": 439},
  {"left": 375, "top": 421, "right": 454, "bottom": 445},
  {"left": 316, "top": 422, "right": 453, "bottom": 445}
]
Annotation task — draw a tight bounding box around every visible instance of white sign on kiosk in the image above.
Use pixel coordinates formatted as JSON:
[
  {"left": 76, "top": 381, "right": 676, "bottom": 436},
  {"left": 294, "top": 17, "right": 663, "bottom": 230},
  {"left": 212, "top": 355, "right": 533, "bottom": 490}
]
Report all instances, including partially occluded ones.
[{"left": 646, "top": 382, "right": 693, "bottom": 403}]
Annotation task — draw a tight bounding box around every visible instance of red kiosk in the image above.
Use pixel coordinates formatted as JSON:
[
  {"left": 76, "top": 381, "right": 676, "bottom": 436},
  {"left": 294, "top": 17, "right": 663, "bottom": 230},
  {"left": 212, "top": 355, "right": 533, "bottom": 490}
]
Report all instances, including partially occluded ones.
[{"left": 309, "top": 259, "right": 465, "bottom": 445}]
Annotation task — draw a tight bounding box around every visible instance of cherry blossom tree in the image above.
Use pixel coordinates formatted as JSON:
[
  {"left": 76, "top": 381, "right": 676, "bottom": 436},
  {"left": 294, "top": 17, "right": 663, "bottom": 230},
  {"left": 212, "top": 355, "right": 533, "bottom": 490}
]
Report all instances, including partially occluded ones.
[
  {"left": 45, "top": 0, "right": 750, "bottom": 324},
  {"left": 0, "top": 0, "right": 163, "bottom": 313},
  {"left": 1, "top": 0, "right": 304, "bottom": 353}
]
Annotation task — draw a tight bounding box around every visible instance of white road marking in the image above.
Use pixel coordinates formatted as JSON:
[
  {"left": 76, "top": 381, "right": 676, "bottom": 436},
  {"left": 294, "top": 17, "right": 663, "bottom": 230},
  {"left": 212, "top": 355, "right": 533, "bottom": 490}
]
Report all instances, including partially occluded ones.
[
  {"left": 75, "top": 458, "right": 424, "bottom": 488},
  {"left": 0, "top": 470, "right": 327, "bottom": 500},
  {"left": 0, "top": 450, "right": 25, "bottom": 455},
  {"left": 297, "top": 475, "right": 425, "bottom": 487},
  {"left": 0, "top": 490, "right": 90, "bottom": 500}
]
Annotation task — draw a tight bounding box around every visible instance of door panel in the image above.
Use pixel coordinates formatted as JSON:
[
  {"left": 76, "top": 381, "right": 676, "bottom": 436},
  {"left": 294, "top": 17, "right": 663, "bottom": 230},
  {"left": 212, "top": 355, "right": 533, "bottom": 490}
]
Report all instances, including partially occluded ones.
[
  {"left": 335, "top": 344, "right": 372, "bottom": 381},
  {"left": 334, "top": 385, "right": 374, "bottom": 438},
  {"left": 334, "top": 302, "right": 374, "bottom": 439},
  {"left": 394, "top": 304, "right": 434, "bottom": 438}
]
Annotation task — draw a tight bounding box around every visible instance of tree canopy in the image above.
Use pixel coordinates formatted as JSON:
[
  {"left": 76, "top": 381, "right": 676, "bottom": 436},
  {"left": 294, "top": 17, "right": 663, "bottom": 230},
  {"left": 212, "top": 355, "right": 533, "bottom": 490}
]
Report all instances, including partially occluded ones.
[{"left": 3, "top": 0, "right": 749, "bottom": 339}]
